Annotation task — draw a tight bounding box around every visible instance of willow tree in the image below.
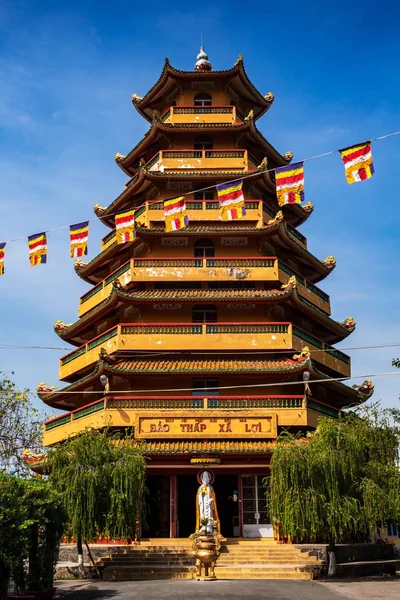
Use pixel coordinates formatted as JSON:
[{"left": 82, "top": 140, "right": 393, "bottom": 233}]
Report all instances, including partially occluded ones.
[
  {"left": 48, "top": 429, "right": 146, "bottom": 568},
  {"left": 267, "top": 403, "right": 400, "bottom": 543}
]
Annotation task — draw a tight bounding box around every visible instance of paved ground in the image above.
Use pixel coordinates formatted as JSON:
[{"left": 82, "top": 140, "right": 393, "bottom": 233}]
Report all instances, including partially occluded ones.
[{"left": 54, "top": 577, "right": 400, "bottom": 599}]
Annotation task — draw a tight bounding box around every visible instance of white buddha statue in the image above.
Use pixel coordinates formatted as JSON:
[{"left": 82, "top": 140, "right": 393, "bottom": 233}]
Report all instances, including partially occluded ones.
[{"left": 196, "top": 470, "right": 220, "bottom": 534}]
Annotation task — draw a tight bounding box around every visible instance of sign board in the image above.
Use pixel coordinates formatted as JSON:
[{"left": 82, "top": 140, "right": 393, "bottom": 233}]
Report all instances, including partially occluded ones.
[{"left": 135, "top": 411, "right": 277, "bottom": 439}]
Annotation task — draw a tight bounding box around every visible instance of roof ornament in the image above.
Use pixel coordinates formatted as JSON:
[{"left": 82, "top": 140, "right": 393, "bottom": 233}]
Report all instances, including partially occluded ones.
[
  {"left": 293, "top": 346, "right": 311, "bottom": 361},
  {"left": 256, "top": 157, "right": 268, "bottom": 171},
  {"left": 339, "top": 316, "right": 356, "bottom": 332},
  {"left": 131, "top": 94, "right": 143, "bottom": 104},
  {"left": 267, "top": 210, "right": 284, "bottom": 227},
  {"left": 114, "top": 153, "right": 126, "bottom": 162},
  {"left": 195, "top": 45, "right": 212, "bottom": 72},
  {"left": 283, "top": 151, "right": 293, "bottom": 162},
  {"left": 302, "top": 201, "right": 314, "bottom": 213},
  {"left": 74, "top": 258, "right": 87, "bottom": 270},
  {"left": 54, "top": 320, "right": 72, "bottom": 334},
  {"left": 281, "top": 276, "right": 297, "bottom": 291},
  {"left": 112, "top": 278, "right": 124, "bottom": 290},
  {"left": 264, "top": 92, "right": 275, "bottom": 102},
  {"left": 36, "top": 382, "right": 58, "bottom": 396},
  {"left": 352, "top": 379, "right": 374, "bottom": 400},
  {"left": 235, "top": 54, "right": 243, "bottom": 66},
  {"left": 244, "top": 110, "right": 254, "bottom": 122},
  {"left": 322, "top": 256, "right": 336, "bottom": 269},
  {"left": 94, "top": 203, "right": 106, "bottom": 216}
]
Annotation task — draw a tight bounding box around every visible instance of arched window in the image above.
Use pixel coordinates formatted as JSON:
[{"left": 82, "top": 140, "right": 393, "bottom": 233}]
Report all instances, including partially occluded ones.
[
  {"left": 192, "top": 304, "right": 218, "bottom": 323},
  {"left": 194, "top": 93, "right": 212, "bottom": 107},
  {"left": 194, "top": 238, "right": 215, "bottom": 258},
  {"left": 194, "top": 135, "right": 213, "bottom": 151}
]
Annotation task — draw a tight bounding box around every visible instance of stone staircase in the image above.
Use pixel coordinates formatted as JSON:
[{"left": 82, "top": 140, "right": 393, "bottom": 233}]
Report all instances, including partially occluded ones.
[{"left": 99, "top": 538, "right": 320, "bottom": 580}]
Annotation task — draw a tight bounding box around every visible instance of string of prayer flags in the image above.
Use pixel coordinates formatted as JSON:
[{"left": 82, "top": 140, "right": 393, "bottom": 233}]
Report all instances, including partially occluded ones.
[
  {"left": 164, "top": 197, "right": 189, "bottom": 232},
  {"left": 339, "top": 142, "right": 374, "bottom": 184},
  {"left": 275, "top": 162, "right": 305, "bottom": 206},
  {"left": 115, "top": 209, "right": 136, "bottom": 243},
  {"left": 28, "top": 233, "right": 47, "bottom": 267},
  {"left": 216, "top": 179, "right": 246, "bottom": 221},
  {"left": 69, "top": 221, "right": 89, "bottom": 257},
  {"left": 0, "top": 243, "right": 5, "bottom": 276}
]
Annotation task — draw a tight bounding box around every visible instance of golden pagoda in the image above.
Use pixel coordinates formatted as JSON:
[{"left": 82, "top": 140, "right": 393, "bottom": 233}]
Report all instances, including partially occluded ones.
[{"left": 38, "top": 49, "right": 373, "bottom": 539}]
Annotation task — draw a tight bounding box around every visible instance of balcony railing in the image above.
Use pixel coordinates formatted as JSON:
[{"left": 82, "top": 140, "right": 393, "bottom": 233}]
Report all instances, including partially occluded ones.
[
  {"left": 59, "top": 321, "right": 350, "bottom": 381},
  {"left": 78, "top": 256, "right": 331, "bottom": 317},
  {"left": 42, "top": 394, "right": 343, "bottom": 446},
  {"left": 146, "top": 149, "right": 256, "bottom": 173},
  {"left": 44, "top": 395, "right": 305, "bottom": 432},
  {"left": 160, "top": 105, "right": 240, "bottom": 125}
]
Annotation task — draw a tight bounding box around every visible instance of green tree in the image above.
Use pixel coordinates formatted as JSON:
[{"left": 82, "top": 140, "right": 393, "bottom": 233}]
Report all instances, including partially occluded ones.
[
  {"left": 48, "top": 429, "right": 146, "bottom": 569},
  {"left": 0, "top": 475, "right": 66, "bottom": 600},
  {"left": 266, "top": 403, "right": 400, "bottom": 543},
  {"left": 0, "top": 371, "right": 45, "bottom": 476}
]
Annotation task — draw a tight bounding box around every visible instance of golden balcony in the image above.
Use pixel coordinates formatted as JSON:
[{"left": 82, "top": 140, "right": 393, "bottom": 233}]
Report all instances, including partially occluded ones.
[
  {"left": 59, "top": 322, "right": 350, "bottom": 381},
  {"left": 78, "top": 258, "right": 330, "bottom": 317},
  {"left": 42, "top": 394, "right": 339, "bottom": 446},
  {"left": 137, "top": 199, "right": 263, "bottom": 227},
  {"left": 160, "top": 105, "right": 242, "bottom": 125},
  {"left": 146, "top": 149, "right": 256, "bottom": 173},
  {"left": 99, "top": 201, "right": 308, "bottom": 253}
]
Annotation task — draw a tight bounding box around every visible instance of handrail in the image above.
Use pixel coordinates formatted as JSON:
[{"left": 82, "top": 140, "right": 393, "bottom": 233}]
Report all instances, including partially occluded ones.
[
  {"left": 79, "top": 256, "right": 331, "bottom": 309},
  {"left": 44, "top": 394, "right": 305, "bottom": 430}
]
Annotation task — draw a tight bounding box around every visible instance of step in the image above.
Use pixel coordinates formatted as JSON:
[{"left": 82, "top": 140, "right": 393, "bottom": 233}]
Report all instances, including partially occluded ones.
[{"left": 103, "top": 564, "right": 314, "bottom": 581}]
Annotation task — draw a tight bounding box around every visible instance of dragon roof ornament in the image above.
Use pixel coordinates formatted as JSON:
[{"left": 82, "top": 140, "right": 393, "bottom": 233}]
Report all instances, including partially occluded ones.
[
  {"left": 93, "top": 203, "right": 106, "bottom": 216},
  {"left": 114, "top": 153, "right": 126, "bottom": 162},
  {"left": 322, "top": 256, "right": 336, "bottom": 269},
  {"left": 74, "top": 258, "right": 88, "bottom": 270},
  {"left": 339, "top": 317, "right": 356, "bottom": 332},
  {"left": 267, "top": 210, "right": 284, "bottom": 226},
  {"left": 264, "top": 92, "right": 274, "bottom": 102},
  {"left": 131, "top": 94, "right": 143, "bottom": 104},
  {"left": 293, "top": 346, "right": 311, "bottom": 361},
  {"left": 352, "top": 379, "right": 374, "bottom": 401},
  {"left": 37, "top": 382, "right": 58, "bottom": 397},
  {"left": 281, "top": 275, "right": 297, "bottom": 291},
  {"left": 54, "top": 320, "right": 73, "bottom": 334},
  {"left": 283, "top": 151, "right": 293, "bottom": 162},
  {"left": 302, "top": 202, "right": 314, "bottom": 213}
]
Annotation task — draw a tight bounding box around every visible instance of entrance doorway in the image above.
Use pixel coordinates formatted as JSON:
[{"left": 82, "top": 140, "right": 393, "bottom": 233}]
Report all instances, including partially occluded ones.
[
  {"left": 241, "top": 474, "right": 272, "bottom": 537},
  {"left": 142, "top": 475, "right": 170, "bottom": 538},
  {"left": 176, "top": 474, "right": 239, "bottom": 538}
]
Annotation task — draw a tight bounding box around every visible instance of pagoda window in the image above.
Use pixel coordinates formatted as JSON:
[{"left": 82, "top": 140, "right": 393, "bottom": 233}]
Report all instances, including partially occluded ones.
[
  {"left": 194, "top": 189, "right": 214, "bottom": 200},
  {"left": 194, "top": 238, "right": 215, "bottom": 258},
  {"left": 192, "top": 378, "right": 219, "bottom": 397},
  {"left": 194, "top": 93, "right": 212, "bottom": 107},
  {"left": 192, "top": 304, "right": 218, "bottom": 323},
  {"left": 194, "top": 135, "right": 213, "bottom": 150}
]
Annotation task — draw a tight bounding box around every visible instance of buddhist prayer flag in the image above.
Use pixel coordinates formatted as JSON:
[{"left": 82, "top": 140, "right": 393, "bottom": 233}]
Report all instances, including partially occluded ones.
[
  {"left": 275, "top": 162, "right": 305, "bottom": 206},
  {"left": 115, "top": 209, "right": 136, "bottom": 243},
  {"left": 0, "top": 243, "right": 5, "bottom": 276},
  {"left": 216, "top": 179, "right": 246, "bottom": 221},
  {"left": 339, "top": 142, "right": 374, "bottom": 184},
  {"left": 164, "top": 197, "right": 189, "bottom": 232},
  {"left": 28, "top": 232, "right": 47, "bottom": 267},
  {"left": 69, "top": 221, "right": 89, "bottom": 257}
]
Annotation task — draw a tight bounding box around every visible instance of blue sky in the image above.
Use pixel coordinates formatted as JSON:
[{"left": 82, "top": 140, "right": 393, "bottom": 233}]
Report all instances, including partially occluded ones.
[{"left": 0, "top": 0, "right": 400, "bottom": 414}]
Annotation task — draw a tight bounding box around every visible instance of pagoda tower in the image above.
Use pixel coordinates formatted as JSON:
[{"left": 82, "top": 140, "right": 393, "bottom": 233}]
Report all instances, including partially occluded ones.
[{"left": 37, "top": 50, "right": 373, "bottom": 539}]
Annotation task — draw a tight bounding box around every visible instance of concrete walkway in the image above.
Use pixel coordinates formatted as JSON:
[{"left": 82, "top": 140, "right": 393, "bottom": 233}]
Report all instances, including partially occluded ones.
[{"left": 53, "top": 577, "right": 399, "bottom": 599}]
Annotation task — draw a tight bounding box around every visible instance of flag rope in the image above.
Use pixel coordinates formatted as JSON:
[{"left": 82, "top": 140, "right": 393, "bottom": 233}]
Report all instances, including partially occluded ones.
[{"left": 1, "top": 128, "right": 400, "bottom": 246}]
